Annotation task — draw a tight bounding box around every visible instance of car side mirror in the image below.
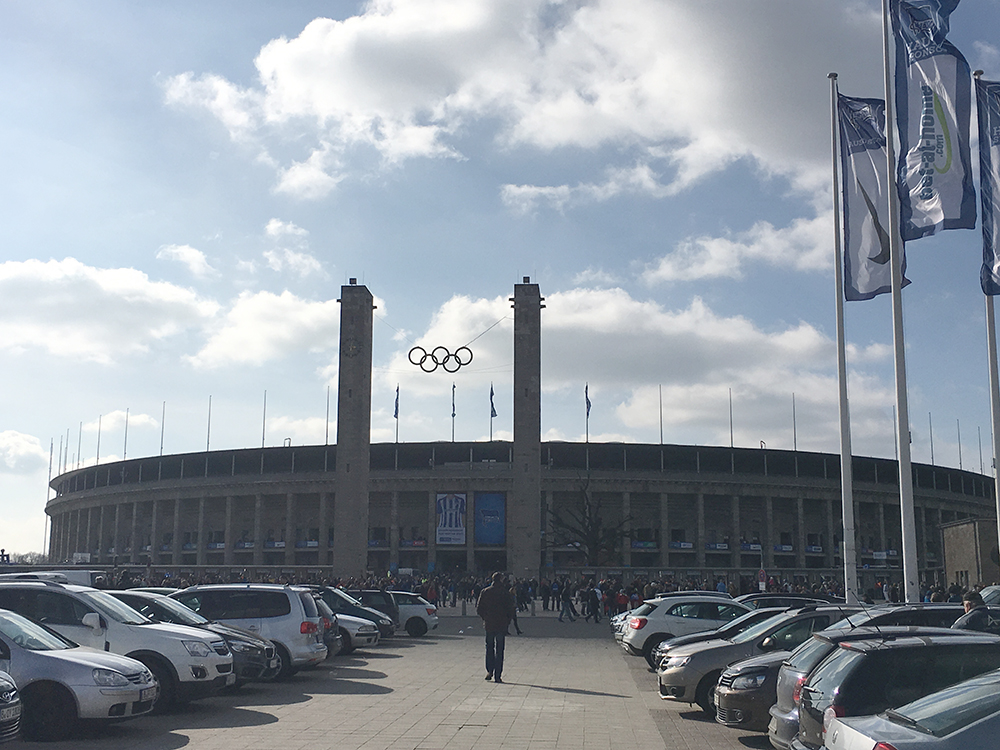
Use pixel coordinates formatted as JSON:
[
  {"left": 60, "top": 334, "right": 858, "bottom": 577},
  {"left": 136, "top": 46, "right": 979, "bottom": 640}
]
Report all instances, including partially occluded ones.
[
  {"left": 82, "top": 612, "right": 104, "bottom": 632},
  {"left": 759, "top": 636, "right": 777, "bottom": 652}
]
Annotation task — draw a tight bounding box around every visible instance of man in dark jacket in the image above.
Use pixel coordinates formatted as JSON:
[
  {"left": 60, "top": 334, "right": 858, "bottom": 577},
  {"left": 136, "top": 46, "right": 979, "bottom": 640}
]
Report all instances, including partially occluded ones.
[
  {"left": 952, "top": 590, "right": 998, "bottom": 633},
  {"left": 477, "top": 571, "right": 515, "bottom": 682}
]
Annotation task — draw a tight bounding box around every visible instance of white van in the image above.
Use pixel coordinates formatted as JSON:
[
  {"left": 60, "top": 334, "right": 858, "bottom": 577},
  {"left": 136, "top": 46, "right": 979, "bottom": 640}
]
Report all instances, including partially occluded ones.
[{"left": 0, "top": 581, "right": 234, "bottom": 709}]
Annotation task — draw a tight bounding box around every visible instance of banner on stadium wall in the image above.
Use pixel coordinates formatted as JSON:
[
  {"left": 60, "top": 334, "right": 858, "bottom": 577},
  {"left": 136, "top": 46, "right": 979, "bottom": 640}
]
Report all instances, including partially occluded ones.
[
  {"left": 435, "top": 492, "right": 466, "bottom": 545},
  {"left": 474, "top": 492, "right": 506, "bottom": 545}
]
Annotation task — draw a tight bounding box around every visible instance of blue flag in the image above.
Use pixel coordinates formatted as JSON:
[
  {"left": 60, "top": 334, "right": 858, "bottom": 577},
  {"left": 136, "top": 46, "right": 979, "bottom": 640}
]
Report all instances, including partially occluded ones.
[
  {"left": 976, "top": 77, "right": 1000, "bottom": 295},
  {"left": 490, "top": 383, "right": 497, "bottom": 418},
  {"left": 838, "top": 94, "right": 909, "bottom": 300},
  {"left": 891, "top": 0, "right": 976, "bottom": 240},
  {"left": 393, "top": 384, "right": 399, "bottom": 419}
]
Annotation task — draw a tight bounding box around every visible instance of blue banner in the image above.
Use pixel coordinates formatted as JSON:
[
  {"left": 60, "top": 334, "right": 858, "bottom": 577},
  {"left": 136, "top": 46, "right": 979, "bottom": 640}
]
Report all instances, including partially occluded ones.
[
  {"left": 977, "top": 77, "right": 1000, "bottom": 294},
  {"left": 474, "top": 493, "right": 505, "bottom": 545},
  {"left": 892, "top": 0, "right": 976, "bottom": 240}
]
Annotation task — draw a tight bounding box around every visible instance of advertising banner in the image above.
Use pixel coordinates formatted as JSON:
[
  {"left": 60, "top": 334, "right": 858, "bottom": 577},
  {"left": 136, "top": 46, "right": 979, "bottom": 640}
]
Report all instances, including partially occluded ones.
[
  {"left": 474, "top": 492, "right": 506, "bottom": 545},
  {"left": 435, "top": 492, "right": 466, "bottom": 545}
]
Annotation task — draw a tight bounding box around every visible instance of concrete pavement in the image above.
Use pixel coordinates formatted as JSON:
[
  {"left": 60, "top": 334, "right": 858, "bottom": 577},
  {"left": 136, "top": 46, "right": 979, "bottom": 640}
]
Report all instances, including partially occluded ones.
[{"left": 14, "top": 605, "right": 765, "bottom": 749}]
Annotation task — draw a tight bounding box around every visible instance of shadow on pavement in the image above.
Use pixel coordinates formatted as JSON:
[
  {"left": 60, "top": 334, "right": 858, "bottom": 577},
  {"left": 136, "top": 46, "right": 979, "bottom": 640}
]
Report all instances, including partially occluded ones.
[
  {"left": 737, "top": 734, "right": 772, "bottom": 748},
  {"left": 510, "top": 683, "right": 628, "bottom": 699}
]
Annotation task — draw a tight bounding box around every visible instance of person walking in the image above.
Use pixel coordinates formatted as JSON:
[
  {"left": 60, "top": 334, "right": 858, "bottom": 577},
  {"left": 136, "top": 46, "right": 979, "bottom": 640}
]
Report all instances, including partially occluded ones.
[
  {"left": 477, "top": 571, "right": 515, "bottom": 682},
  {"left": 558, "top": 579, "right": 576, "bottom": 622}
]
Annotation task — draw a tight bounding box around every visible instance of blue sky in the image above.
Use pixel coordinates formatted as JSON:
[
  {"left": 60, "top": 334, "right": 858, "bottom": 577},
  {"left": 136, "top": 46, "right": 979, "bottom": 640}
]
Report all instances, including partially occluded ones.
[{"left": 2, "top": 0, "right": 999, "bottom": 554}]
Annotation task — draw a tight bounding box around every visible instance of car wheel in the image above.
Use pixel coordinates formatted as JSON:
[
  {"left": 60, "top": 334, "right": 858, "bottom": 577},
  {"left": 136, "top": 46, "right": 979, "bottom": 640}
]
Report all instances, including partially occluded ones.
[
  {"left": 136, "top": 654, "right": 177, "bottom": 712},
  {"left": 21, "top": 682, "right": 77, "bottom": 741},
  {"left": 696, "top": 671, "right": 721, "bottom": 715},
  {"left": 274, "top": 643, "right": 295, "bottom": 681},
  {"left": 406, "top": 617, "right": 428, "bottom": 637},
  {"left": 643, "top": 635, "right": 671, "bottom": 670},
  {"left": 339, "top": 628, "right": 354, "bottom": 654}
]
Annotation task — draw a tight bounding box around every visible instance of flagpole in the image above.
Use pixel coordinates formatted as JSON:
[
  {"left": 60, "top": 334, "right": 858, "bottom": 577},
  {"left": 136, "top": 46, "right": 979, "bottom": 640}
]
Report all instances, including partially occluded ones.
[
  {"left": 830, "top": 72, "right": 859, "bottom": 605},
  {"left": 451, "top": 382, "right": 456, "bottom": 443},
  {"left": 881, "top": 0, "right": 919, "bottom": 602},
  {"left": 325, "top": 385, "right": 330, "bottom": 445},
  {"left": 659, "top": 384, "right": 663, "bottom": 445}
]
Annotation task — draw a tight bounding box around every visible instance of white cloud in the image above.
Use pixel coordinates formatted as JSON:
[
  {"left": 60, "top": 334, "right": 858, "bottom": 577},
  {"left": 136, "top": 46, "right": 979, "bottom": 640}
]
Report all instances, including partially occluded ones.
[
  {"left": 0, "top": 259, "right": 219, "bottom": 364},
  {"left": 571, "top": 267, "right": 620, "bottom": 287},
  {"left": 156, "top": 244, "right": 215, "bottom": 277},
  {"left": 265, "top": 218, "right": 309, "bottom": 238},
  {"left": 642, "top": 214, "right": 832, "bottom": 283},
  {"left": 165, "top": 1, "right": 879, "bottom": 204},
  {"left": 188, "top": 290, "right": 340, "bottom": 368},
  {"left": 0, "top": 431, "right": 48, "bottom": 474},
  {"left": 82, "top": 410, "right": 159, "bottom": 433},
  {"left": 266, "top": 415, "right": 328, "bottom": 446},
  {"left": 263, "top": 248, "right": 326, "bottom": 278}
]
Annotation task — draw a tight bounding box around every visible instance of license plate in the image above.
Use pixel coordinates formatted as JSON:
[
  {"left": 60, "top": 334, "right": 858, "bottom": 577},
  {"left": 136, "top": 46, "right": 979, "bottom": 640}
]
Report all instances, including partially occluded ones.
[
  {"left": 226, "top": 673, "right": 236, "bottom": 686},
  {"left": 0, "top": 705, "right": 20, "bottom": 721},
  {"left": 140, "top": 687, "right": 156, "bottom": 701}
]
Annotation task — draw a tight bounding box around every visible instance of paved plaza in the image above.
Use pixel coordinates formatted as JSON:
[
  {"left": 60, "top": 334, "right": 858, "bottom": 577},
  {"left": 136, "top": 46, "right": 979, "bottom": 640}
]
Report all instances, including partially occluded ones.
[{"left": 13, "top": 606, "right": 767, "bottom": 750}]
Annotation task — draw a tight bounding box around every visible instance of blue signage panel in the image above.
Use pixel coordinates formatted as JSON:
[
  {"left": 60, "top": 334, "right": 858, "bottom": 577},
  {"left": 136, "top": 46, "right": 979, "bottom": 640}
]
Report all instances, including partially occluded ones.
[{"left": 475, "top": 493, "right": 506, "bottom": 545}]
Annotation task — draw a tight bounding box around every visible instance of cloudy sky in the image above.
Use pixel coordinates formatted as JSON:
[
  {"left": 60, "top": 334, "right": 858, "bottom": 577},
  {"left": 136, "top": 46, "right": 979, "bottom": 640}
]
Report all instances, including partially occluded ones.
[{"left": 2, "top": 0, "right": 999, "bottom": 555}]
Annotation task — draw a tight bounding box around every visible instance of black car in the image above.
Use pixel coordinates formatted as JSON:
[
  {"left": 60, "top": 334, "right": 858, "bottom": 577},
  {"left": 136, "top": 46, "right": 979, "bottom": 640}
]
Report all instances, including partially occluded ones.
[
  {"left": 346, "top": 589, "right": 400, "bottom": 627},
  {"left": 314, "top": 597, "right": 344, "bottom": 657},
  {"left": 110, "top": 590, "right": 280, "bottom": 684},
  {"left": 792, "top": 628, "right": 1000, "bottom": 750},
  {"left": 308, "top": 586, "right": 396, "bottom": 638}
]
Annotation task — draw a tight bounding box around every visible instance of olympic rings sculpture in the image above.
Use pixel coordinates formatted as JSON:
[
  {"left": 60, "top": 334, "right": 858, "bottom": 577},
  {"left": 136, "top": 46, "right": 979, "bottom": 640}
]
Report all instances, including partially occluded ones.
[{"left": 408, "top": 345, "right": 474, "bottom": 373}]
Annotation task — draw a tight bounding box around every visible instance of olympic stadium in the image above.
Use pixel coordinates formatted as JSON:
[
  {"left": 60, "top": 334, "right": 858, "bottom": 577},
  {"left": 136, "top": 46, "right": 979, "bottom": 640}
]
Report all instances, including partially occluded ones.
[{"left": 44, "top": 279, "right": 996, "bottom": 589}]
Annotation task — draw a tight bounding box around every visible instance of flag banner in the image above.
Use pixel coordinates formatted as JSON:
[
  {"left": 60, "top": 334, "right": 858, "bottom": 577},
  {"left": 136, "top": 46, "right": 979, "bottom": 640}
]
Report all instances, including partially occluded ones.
[
  {"left": 977, "top": 78, "right": 1000, "bottom": 294},
  {"left": 585, "top": 384, "right": 592, "bottom": 417},
  {"left": 891, "top": 0, "right": 976, "bottom": 240},
  {"left": 838, "top": 94, "right": 908, "bottom": 300},
  {"left": 474, "top": 492, "right": 506, "bottom": 545},
  {"left": 451, "top": 383, "right": 456, "bottom": 418},
  {"left": 490, "top": 384, "right": 497, "bottom": 418},
  {"left": 435, "top": 492, "right": 466, "bottom": 545},
  {"left": 393, "top": 385, "right": 399, "bottom": 419}
]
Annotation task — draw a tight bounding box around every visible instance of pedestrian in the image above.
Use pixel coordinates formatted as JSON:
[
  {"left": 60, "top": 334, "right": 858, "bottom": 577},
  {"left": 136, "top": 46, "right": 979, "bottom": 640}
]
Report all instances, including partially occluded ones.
[
  {"left": 477, "top": 572, "right": 515, "bottom": 682},
  {"left": 952, "top": 591, "right": 995, "bottom": 633},
  {"left": 558, "top": 580, "right": 576, "bottom": 622},
  {"left": 509, "top": 583, "right": 523, "bottom": 635}
]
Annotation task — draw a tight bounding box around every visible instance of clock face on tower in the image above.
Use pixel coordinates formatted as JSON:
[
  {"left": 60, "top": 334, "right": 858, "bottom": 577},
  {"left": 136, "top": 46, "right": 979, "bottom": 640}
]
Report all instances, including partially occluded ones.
[{"left": 343, "top": 337, "right": 361, "bottom": 358}]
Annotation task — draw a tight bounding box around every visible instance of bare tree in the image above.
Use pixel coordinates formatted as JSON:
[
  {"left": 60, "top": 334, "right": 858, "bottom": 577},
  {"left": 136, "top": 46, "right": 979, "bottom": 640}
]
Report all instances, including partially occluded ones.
[{"left": 546, "top": 473, "right": 631, "bottom": 567}]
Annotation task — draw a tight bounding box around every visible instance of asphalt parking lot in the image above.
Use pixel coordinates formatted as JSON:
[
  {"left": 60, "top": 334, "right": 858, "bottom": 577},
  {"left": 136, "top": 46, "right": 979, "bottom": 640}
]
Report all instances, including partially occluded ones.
[{"left": 9, "top": 606, "right": 762, "bottom": 750}]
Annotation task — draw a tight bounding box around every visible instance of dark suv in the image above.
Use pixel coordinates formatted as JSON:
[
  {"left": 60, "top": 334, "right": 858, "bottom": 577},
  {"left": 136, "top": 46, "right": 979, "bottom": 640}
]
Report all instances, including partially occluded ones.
[
  {"left": 792, "top": 628, "right": 1000, "bottom": 750},
  {"left": 345, "top": 590, "right": 400, "bottom": 627}
]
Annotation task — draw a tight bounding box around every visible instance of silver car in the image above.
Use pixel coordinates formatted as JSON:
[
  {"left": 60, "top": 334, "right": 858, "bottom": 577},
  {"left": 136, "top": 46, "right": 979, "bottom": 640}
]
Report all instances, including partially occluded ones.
[{"left": 0, "top": 608, "right": 157, "bottom": 741}]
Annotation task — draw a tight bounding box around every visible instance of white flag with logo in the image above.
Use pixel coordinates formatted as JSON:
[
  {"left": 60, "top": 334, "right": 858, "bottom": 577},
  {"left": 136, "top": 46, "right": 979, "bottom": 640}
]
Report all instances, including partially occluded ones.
[
  {"left": 977, "top": 77, "right": 1000, "bottom": 295},
  {"left": 838, "top": 94, "right": 908, "bottom": 300},
  {"left": 891, "top": 0, "right": 976, "bottom": 240}
]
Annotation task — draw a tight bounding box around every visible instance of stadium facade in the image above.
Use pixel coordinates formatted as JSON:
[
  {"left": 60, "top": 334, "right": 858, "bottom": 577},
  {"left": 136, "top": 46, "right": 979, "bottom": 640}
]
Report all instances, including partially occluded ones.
[{"left": 44, "top": 279, "right": 995, "bottom": 588}]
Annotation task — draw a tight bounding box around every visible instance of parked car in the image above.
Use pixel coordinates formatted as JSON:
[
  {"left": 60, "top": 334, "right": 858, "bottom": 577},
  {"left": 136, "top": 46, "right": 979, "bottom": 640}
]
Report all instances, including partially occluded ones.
[
  {"left": 0, "top": 581, "right": 232, "bottom": 710},
  {"left": 649, "top": 607, "right": 788, "bottom": 670},
  {"left": 825, "top": 666, "right": 1000, "bottom": 750},
  {"left": 620, "top": 595, "right": 751, "bottom": 663},
  {"left": 715, "top": 649, "right": 791, "bottom": 732},
  {"left": 0, "top": 608, "right": 158, "bottom": 740},
  {"left": 793, "top": 628, "right": 1000, "bottom": 750},
  {"left": 336, "top": 613, "right": 381, "bottom": 653},
  {"left": 658, "top": 605, "right": 859, "bottom": 714},
  {"left": 735, "top": 592, "right": 843, "bottom": 609},
  {"left": 314, "top": 597, "right": 344, "bottom": 658},
  {"left": 768, "top": 625, "right": 960, "bottom": 750},
  {"left": 826, "top": 602, "right": 971, "bottom": 630},
  {"left": 109, "top": 590, "right": 279, "bottom": 684},
  {"left": 308, "top": 586, "right": 396, "bottom": 639},
  {"left": 171, "top": 584, "right": 327, "bottom": 680},
  {"left": 346, "top": 590, "right": 400, "bottom": 627},
  {"left": 0, "top": 671, "right": 19, "bottom": 744},
  {"left": 389, "top": 591, "right": 439, "bottom": 637}
]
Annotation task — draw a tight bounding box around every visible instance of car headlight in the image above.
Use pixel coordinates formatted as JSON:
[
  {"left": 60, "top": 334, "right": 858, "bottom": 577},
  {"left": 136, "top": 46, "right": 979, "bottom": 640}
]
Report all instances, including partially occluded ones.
[
  {"left": 229, "top": 640, "right": 254, "bottom": 653},
  {"left": 664, "top": 656, "right": 691, "bottom": 669},
  {"left": 359, "top": 624, "right": 378, "bottom": 633},
  {"left": 93, "top": 668, "right": 130, "bottom": 687},
  {"left": 182, "top": 640, "right": 212, "bottom": 658},
  {"left": 731, "top": 672, "right": 768, "bottom": 690}
]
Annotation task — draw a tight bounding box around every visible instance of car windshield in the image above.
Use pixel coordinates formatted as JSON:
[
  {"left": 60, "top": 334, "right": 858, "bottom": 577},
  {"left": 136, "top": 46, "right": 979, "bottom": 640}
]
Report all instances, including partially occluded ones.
[
  {"left": 885, "top": 669, "right": 1000, "bottom": 737},
  {"left": 79, "top": 590, "right": 150, "bottom": 625},
  {"left": 126, "top": 595, "right": 209, "bottom": 626},
  {"left": 730, "top": 613, "right": 788, "bottom": 644},
  {"left": 330, "top": 588, "right": 363, "bottom": 606},
  {"left": 0, "top": 609, "right": 74, "bottom": 651},
  {"left": 631, "top": 603, "right": 657, "bottom": 616}
]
